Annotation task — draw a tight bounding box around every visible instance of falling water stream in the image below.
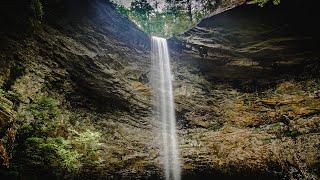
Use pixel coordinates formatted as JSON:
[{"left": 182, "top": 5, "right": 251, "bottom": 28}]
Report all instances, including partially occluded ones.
[{"left": 151, "top": 36, "right": 181, "bottom": 180}]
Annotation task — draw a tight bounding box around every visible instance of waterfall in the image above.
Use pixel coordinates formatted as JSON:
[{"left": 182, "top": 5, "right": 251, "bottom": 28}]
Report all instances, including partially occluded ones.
[{"left": 151, "top": 36, "right": 181, "bottom": 180}]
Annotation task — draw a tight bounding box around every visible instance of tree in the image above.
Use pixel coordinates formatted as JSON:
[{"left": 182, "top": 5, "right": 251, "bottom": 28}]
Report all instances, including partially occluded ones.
[
  {"left": 253, "top": 0, "right": 280, "bottom": 6},
  {"left": 186, "top": 0, "right": 192, "bottom": 22},
  {"left": 131, "top": 0, "right": 154, "bottom": 18},
  {"left": 201, "top": 0, "right": 220, "bottom": 13},
  {"left": 165, "top": 0, "right": 193, "bottom": 24},
  {"left": 130, "top": 0, "right": 154, "bottom": 33},
  {"left": 117, "top": 0, "right": 224, "bottom": 36},
  {"left": 117, "top": 5, "right": 129, "bottom": 16}
]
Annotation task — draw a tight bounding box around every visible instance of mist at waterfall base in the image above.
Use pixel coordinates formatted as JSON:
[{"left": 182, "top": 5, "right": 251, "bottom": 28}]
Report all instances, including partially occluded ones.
[{"left": 151, "top": 36, "right": 181, "bottom": 180}]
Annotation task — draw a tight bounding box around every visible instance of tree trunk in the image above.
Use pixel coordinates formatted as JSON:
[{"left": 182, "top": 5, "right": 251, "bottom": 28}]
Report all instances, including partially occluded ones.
[{"left": 187, "top": 0, "right": 192, "bottom": 23}]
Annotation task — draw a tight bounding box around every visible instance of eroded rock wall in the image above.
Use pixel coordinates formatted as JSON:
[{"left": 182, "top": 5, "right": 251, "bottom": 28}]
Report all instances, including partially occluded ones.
[
  {"left": 0, "top": 0, "right": 319, "bottom": 179},
  {"left": 170, "top": 0, "right": 320, "bottom": 179}
]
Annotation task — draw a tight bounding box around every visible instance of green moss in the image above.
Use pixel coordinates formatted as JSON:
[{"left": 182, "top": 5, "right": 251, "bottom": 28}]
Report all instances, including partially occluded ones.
[
  {"left": 210, "top": 122, "right": 224, "bottom": 131},
  {"left": 282, "top": 130, "right": 303, "bottom": 138},
  {"left": 262, "top": 136, "right": 278, "bottom": 141},
  {"left": 180, "top": 144, "right": 193, "bottom": 149},
  {"left": 272, "top": 122, "right": 281, "bottom": 130}
]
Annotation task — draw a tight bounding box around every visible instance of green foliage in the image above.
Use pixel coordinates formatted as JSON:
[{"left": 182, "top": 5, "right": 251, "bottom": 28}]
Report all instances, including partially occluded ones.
[
  {"left": 0, "top": 89, "right": 5, "bottom": 110},
  {"left": 15, "top": 96, "right": 103, "bottom": 177},
  {"left": 0, "top": 89, "right": 5, "bottom": 96},
  {"left": 25, "top": 137, "right": 81, "bottom": 173},
  {"left": 24, "top": 129, "right": 102, "bottom": 175},
  {"left": 131, "top": 0, "right": 154, "bottom": 16},
  {"left": 30, "top": 0, "right": 44, "bottom": 21},
  {"left": 27, "top": 96, "right": 60, "bottom": 122},
  {"left": 4, "top": 91, "right": 21, "bottom": 105},
  {"left": 70, "top": 129, "right": 103, "bottom": 166},
  {"left": 282, "top": 129, "right": 303, "bottom": 138},
  {"left": 25, "top": 97, "right": 61, "bottom": 136},
  {"left": 129, "top": 0, "right": 154, "bottom": 34},
  {"left": 115, "top": 0, "right": 281, "bottom": 37},
  {"left": 268, "top": 122, "right": 303, "bottom": 139},
  {"left": 117, "top": 5, "right": 129, "bottom": 16},
  {"left": 115, "top": 0, "right": 209, "bottom": 38},
  {"left": 123, "top": 7, "right": 203, "bottom": 37},
  {"left": 272, "top": 122, "right": 281, "bottom": 129},
  {"left": 253, "top": 0, "right": 281, "bottom": 7},
  {"left": 0, "top": 89, "right": 20, "bottom": 110}
]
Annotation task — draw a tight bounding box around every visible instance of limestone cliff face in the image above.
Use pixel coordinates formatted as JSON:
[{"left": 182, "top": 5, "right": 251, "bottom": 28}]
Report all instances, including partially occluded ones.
[
  {"left": 169, "top": 1, "right": 320, "bottom": 179},
  {"left": 0, "top": 0, "right": 157, "bottom": 178},
  {"left": 0, "top": 0, "right": 319, "bottom": 179},
  {"left": 171, "top": 1, "right": 320, "bottom": 88}
]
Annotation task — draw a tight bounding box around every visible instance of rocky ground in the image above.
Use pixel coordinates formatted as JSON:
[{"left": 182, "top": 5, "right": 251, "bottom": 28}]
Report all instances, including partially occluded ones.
[{"left": 0, "top": 0, "right": 319, "bottom": 179}]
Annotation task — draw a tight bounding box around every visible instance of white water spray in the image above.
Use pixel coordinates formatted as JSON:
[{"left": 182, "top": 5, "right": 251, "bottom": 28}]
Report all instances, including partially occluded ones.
[{"left": 151, "top": 36, "right": 181, "bottom": 180}]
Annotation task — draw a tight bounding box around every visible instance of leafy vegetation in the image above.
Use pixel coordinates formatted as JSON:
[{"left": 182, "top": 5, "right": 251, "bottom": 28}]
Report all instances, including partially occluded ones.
[
  {"left": 30, "top": 0, "right": 44, "bottom": 21},
  {"left": 114, "top": 0, "right": 218, "bottom": 38},
  {"left": 14, "top": 96, "right": 103, "bottom": 177},
  {"left": 114, "top": 0, "right": 281, "bottom": 37},
  {"left": 253, "top": 0, "right": 281, "bottom": 6},
  {"left": 24, "top": 129, "right": 103, "bottom": 175}
]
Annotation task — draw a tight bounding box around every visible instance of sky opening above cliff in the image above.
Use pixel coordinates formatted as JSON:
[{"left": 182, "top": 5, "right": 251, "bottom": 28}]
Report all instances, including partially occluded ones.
[{"left": 112, "top": 0, "right": 219, "bottom": 38}]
